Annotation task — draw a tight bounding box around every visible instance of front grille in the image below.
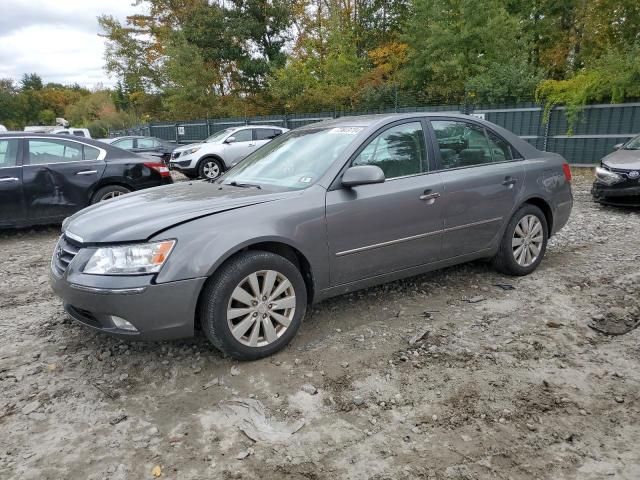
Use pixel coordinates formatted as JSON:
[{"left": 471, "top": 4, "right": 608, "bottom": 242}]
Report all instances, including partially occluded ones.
[
  {"left": 52, "top": 235, "right": 81, "bottom": 277},
  {"left": 608, "top": 167, "right": 640, "bottom": 186},
  {"left": 171, "top": 151, "right": 181, "bottom": 160}
]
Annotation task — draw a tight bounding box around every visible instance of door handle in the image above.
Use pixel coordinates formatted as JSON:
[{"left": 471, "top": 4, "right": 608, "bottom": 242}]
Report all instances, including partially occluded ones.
[
  {"left": 502, "top": 177, "right": 517, "bottom": 187},
  {"left": 0, "top": 177, "right": 19, "bottom": 183},
  {"left": 419, "top": 191, "right": 441, "bottom": 202},
  {"left": 76, "top": 170, "right": 98, "bottom": 176}
]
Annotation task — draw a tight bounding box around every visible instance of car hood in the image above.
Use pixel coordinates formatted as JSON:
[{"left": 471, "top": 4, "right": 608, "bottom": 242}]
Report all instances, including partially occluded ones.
[
  {"left": 602, "top": 149, "right": 640, "bottom": 170},
  {"left": 174, "top": 142, "right": 203, "bottom": 152},
  {"left": 64, "top": 181, "right": 300, "bottom": 244}
]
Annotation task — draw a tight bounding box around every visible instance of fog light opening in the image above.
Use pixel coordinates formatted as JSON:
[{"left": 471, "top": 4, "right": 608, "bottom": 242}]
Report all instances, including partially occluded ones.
[{"left": 109, "top": 315, "right": 138, "bottom": 332}]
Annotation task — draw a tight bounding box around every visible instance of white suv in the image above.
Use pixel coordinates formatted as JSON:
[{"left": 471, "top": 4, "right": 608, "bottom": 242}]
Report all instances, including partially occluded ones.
[{"left": 169, "top": 125, "right": 288, "bottom": 179}]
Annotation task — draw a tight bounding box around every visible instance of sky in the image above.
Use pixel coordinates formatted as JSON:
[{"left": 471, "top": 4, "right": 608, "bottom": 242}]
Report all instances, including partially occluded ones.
[{"left": 0, "top": 0, "right": 143, "bottom": 88}]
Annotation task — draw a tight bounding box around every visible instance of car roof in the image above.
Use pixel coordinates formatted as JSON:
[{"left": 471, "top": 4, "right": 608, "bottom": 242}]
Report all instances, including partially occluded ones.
[
  {"left": 110, "top": 135, "right": 169, "bottom": 141},
  {"left": 295, "top": 112, "right": 542, "bottom": 158},
  {"left": 232, "top": 125, "right": 287, "bottom": 130},
  {"left": 296, "top": 112, "right": 476, "bottom": 130},
  {"left": 0, "top": 132, "right": 142, "bottom": 159},
  {"left": 0, "top": 132, "right": 101, "bottom": 142}
]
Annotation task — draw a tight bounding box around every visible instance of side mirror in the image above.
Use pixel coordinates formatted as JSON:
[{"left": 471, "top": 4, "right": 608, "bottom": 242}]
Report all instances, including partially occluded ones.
[
  {"left": 342, "top": 165, "right": 385, "bottom": 188},
  {"left": 225, "top": 136, "right": 236, "bottom": 144},
  {"left": 613, "top": 143, "right": 624, "bottom": 150}
]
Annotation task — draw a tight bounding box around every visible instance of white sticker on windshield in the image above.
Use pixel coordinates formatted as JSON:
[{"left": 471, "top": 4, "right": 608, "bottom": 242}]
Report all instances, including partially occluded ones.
[
  {"left": 299, "top": 176, "right": 313, "bottom": 183},
  {"left": 328, "top": 127, "right": 362, "bottom": 135}
]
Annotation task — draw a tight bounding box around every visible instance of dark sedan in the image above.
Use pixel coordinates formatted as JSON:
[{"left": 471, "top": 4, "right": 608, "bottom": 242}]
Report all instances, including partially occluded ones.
[
  {"left": 592, "top": 135, "right": 640, "bottom": 206},
  {"left": 0, "top": 133, "right": 172, "bottom": 228},
  {"left": 106, "top": 136, "right": 177, "bottom": 161}
]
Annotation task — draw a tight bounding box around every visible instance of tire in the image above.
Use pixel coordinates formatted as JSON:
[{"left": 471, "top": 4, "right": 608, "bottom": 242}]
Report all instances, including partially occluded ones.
[
  {"left": 199, "top": 251, "right": 307, "bottom": 360},
  {"left": 91, "top": 185, "right": 131, "bottom": 204},
  {"left": 492, "top": 204, "right": 548, "bottom": 276},
  {"left": 198, "top": 157, "right": 223, "bottom": 180}
]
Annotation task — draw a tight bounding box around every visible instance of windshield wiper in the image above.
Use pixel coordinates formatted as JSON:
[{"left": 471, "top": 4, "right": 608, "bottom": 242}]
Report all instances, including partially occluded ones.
[{"left": 225, "top": 181, "right": 262, "bottom": 189}]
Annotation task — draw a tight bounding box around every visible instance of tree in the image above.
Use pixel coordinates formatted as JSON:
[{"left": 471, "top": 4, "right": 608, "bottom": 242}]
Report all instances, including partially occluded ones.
[
  {"left": 0, "top": 79, "right": 20, "bottom": 129},
  {"left": 402, "top": 0, "right": 540, "bottom": 103},
  {"left": 20, "top": 73, "right": 43, "bottom": 91},
  {"left": 536, "top": 44, "right": 640, "bottom": 130}
]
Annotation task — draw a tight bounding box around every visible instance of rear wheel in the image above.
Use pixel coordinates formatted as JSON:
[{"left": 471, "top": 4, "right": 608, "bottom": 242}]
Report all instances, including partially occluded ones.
[
  {"left": 199, "top": 251, "right": 307, "bottom": 360},
  {"left": 91, "top": 185, "right": 131, "bottom": 204},
  {"left": 198, "top": 158, "right": 223, "bottom": 180},
  {"left": 492, "top": 204, "right": 548, "bottom": 276}
]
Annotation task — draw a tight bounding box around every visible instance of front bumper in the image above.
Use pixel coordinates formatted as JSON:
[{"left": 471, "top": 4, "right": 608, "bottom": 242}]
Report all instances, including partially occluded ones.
[
  {"left": 591, "top": 181, "right": 640, "bottom": 207},
  {"left": 50, "top": 272, "right": 207, "bottom": 341},
  {"left": 169, "top": 153, "right": 197, "bottom": 172}
]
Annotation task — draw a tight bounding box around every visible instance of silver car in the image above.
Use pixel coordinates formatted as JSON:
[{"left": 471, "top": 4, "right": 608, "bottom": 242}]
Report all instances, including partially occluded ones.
[
  {"left": 50, "top": 113, "right": 573, "bottom": 360},
  {"left": 169, "top": 125, "right": 288, "bottom": 179}
]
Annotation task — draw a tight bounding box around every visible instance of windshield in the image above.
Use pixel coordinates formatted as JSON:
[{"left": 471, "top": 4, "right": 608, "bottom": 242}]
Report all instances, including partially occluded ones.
[
  {"left": 623, "top": 135, "right": 640, "bottom": 150},
  {"left": 220, "top": 126, "right": 364, "bottom": 190},
  {"left": 204, "top": 128, "right": 234, "bottom": 143}
]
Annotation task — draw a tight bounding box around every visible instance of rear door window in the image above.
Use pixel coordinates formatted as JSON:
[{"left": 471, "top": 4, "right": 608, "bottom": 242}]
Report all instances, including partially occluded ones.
[
  {"left": 431, "top": 120, "right": 494, "bottom": 169},
  {"left": 112, "top": 138, "right": 134, "bottom": 149},
  {"left": 27, "top": 139, "right": 82, "bottom": 165},
  {"left": 83, "top": 145, "right": 101, "bottom": 160},
  {"left": 0, "top": 139, "right": 19, "bottom": 167},
  {"left": 486, "top": 130, "right": 519, "bottom": 160},
  {"left": 137, "top": 138, "right": 156, "bottom": 149},
  {"left": 255, "top": 129, "right": 281, "bottom": 141}
]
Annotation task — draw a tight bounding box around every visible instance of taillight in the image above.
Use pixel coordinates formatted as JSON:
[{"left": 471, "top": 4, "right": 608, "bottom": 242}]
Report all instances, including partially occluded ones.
[
  {"left": 144, "top": 162, "right": 171, "bottom": 178},
  {"left": 562, "top": 163, "right": 572, "bottom": 183}
]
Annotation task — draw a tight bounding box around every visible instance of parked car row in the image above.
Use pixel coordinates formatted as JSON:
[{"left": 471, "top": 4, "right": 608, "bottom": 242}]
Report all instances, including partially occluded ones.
[
  {"left": 6, "top": 112, "right": 639, "bottom": 361},
  {"left": 49, "top": 113, "right": 574, "bottom": 360},
  {"left": 101, "top": 136, "right": 178, "bottom": 162},
  {"left": 0, "top": 133, "right": 172, "bottom": 228}
]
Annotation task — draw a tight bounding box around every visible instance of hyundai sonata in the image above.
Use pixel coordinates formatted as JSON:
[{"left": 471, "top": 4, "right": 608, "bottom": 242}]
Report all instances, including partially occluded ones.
[{"left": 50, "top": 114, "right": 573, "bottom": 360}]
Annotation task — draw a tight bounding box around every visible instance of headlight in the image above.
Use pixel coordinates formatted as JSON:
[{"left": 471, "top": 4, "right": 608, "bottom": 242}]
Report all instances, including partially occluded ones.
[
  {"left": 183, "top": 147, "right": 200, "bottom": 156},
  {"left": 595, "top": 166, "right": 624, "bottom": 186},
  {"left": 83, "top": 240, "right": 176, "bottom": 275}
]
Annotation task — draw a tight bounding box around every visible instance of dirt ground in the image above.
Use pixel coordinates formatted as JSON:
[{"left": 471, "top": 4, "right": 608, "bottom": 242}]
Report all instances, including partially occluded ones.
[{"left": 1, "top": 171, "right": 639, "bottom": 480}]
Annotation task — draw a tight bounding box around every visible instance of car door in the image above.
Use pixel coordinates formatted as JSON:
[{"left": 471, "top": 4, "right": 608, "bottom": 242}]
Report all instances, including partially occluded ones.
[
  {"left": 0, "top": 137, "right": 26, "bottom": 225},
  {"left": 224, "top": 129, "right": 255, "bottom": 165},
  {"left": 429, "top": 119, "right": 525, "bottom": 259},
  {"left": 22, "top": 138, "right": 107, "bottom": 221},
  {"left": 326, "top": 120, "right": 445, "bottom": 286}
]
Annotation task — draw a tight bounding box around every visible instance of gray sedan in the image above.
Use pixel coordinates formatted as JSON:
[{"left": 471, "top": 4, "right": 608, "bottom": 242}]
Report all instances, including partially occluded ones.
[{"left": 50, "top": 113, "right": 573, "bottom": 360}]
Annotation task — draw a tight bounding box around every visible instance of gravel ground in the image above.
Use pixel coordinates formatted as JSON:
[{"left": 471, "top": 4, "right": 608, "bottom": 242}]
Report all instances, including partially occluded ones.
[{"left": 1, "top": 171, "right": 639, "bottom": 480}]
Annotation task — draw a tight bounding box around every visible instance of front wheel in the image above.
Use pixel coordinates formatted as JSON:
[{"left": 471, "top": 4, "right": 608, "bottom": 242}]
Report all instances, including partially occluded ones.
[
  {"left": 492, "top": 204, "right": 548, "bottom": 276},
  {"left": 199, "top": 251, "right": 307, "bottom": 360},
  {"left": 198, "top": 158, "right": 223, "bottom": 180}
]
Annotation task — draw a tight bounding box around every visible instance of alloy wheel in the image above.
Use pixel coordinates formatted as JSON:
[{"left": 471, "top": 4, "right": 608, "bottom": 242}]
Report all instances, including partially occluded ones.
[
  {"left": 100, "top": 191, "right": 126, "bottom": 201},
  {"left": 226, "top": 270, "right": 296, "bottom": 348},
  {"left": 512, "top": 214, "right": 543, "bottom": 267},
  {"left": 203, "top": 161, "right": 221, "bottom": 179}
]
